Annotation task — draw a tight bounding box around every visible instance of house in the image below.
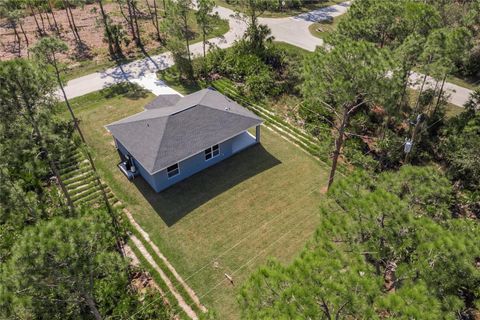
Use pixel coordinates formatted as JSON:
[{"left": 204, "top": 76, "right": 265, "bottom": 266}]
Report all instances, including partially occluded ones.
[{"left": 106, "top": 88, "right": 263, "bottom": 192}]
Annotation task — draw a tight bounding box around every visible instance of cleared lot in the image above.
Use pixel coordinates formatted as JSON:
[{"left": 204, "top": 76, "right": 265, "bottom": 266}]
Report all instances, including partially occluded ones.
[{"left": 68, "top": 85, "right": 330, "bottom": 319}]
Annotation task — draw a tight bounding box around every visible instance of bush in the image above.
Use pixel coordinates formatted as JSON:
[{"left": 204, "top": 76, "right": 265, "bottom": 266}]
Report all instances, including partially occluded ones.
[
  {"left": 461, "top": 45, "right": 480, "bottom": 77},
  {"left": 244, "top": 68, "right": 275, "bottom": 100}
]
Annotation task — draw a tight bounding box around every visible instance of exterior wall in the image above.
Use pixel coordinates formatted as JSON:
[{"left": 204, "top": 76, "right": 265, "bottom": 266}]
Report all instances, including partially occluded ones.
[
  {"left": 115, "top": 138, "right": 158, "bottom": 190},
  {"left": 114, "top": 129, "right": 259, "bottom": 193}
]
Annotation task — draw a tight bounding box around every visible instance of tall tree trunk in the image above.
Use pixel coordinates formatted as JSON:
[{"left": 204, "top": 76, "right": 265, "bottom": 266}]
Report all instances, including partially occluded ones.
[
  {"left": 26, "top": 114, "right": 75, "bottom": 214},
  {"left": 12, "top": 67, "right": 75, "bottom": 214},
  {"left": 327, "top": 111, "right": 349, "bottom": 190},
  {"left": 152, "top": 0, "right": 162, "bottom": 42},
  {"left": 427, "top": 79, "right": 440, "bottom": 115},
  {"left": 145, "top": 0, "right": 153, "bottom": 16},
  {"left": 202, "top": 26, "right": 206, "bottom": 59},
  {"left": 124, "top": 0, "right": 138, "bottom": 44},
  {"left": 67, "top": 4, "right": 82, "bottom": 43},
  {"left": 162, "top": 0, "right": 167, "bottom": 16},
  {"left": 82, "top": 292, "right": 103, "bottom": 320},
  {"left": 44, "top": 6, "right": 54, "bottom": 31},
  {"left": 29, "top": 4, "right": 43, "bottom": 35},
  {"left": 131, "top": 1, "right": 142, "bottom": 47},
  {"left": 47, "top": 1, "right": 60, "bottom": 35},
  {"left": 63, "top": 0, "right": 78, "bottom": 42},
  {"left": 53, "top": 62, "right": 85, "bottom": 144},
  {"left": 398, "top": 64, "right": 411, "bottom": 109},
  {"left": 38, "top": 9, "right": 47, "bottom": 32},
  {"left": 413, "top": 73, "right": 428, "bottom": 114},
  {"left": 19, "top": 21, "right": 29, "bottom": 57},
  {"left": 97, "top": 0, "right": 115, "bottom": 57},
  {"left": 432, "top": 73, "right": 447, "bottom": 117},
  {"left": 12, "top": 24, "right": 21, "bottom": 57},
  {"left": 53, "top": 56, "right": 122, "bottom": 254},
  {"left": 183, "top": 15, "right": 191, "bottom": 63}
]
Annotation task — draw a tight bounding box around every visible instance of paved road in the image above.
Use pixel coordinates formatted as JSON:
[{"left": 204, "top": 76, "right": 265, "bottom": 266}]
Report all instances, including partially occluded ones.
[
  {"left": 259, "top": 2, "right": 350, "bottom": 51},
  {"left": 63, "top": 5, "right": 246, "bottom": 99},
  {"left": 63, "top": 1, "right": 474, "bottom": 106}
]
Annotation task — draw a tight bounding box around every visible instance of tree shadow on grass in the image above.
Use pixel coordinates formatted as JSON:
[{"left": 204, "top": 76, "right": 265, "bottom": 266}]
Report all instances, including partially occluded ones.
[
  {"left": 101, "top": 82, "right": 149, "bottom": 100},
  {"left": 132, "top": 144, "right": 281, "bottom": 226}
]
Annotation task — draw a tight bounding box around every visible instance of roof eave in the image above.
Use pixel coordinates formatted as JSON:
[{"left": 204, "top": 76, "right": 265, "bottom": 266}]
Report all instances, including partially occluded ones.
[{"left": 148, "top": 121, "right": 263, "bottom": 175}]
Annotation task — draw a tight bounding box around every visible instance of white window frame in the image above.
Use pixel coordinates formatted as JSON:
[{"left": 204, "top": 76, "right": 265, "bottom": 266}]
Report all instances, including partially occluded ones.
[
  {"left": 204, "top": 144, "right": 220, "bottom": 161},
  {"left": 167, "top": 163, "right": 180, "bottom": 179}
]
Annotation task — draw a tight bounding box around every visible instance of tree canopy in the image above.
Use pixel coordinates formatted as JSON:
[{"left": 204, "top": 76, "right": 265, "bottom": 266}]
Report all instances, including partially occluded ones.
[{"left": 240, "top": 166, "right": 480, "bottom": 319}]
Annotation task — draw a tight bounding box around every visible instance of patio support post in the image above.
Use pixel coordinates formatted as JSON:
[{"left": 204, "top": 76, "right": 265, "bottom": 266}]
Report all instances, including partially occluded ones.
[{"left": 256, "top": 125, "right": 261, "bottom": 143}]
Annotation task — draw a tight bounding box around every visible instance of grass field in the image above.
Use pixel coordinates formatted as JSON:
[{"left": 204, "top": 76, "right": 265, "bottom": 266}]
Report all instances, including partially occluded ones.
[
  {"left": 445, "top": 74, "right": 480, "bottom": 91},
  {"left": 66, "top": 85, "right": 330, "bottom": 319},
  {"left": 406, "top": 88, "right": 465, "bottom": 119},
  {"left": 308, "top": 13, "right": 345, "bottom": 38}
]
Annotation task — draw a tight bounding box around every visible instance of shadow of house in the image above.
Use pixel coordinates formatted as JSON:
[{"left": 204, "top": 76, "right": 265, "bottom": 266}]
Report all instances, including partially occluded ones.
[{"left": 133, "top": 144, "right": 280, "bottom": 226}]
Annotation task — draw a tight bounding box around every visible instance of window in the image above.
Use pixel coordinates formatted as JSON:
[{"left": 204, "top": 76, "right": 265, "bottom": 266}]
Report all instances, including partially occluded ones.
[
  {"left": 204, "top": 144, "right": 220, "bottom": 160},
  {"left": 167, "top": 163, "right": 179, "bottom": 178}
]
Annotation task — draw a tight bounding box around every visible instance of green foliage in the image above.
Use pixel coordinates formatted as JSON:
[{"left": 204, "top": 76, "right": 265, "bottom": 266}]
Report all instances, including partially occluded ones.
[
  {"left": 162, "top": 0, "right": 195, "bottom": 79},
  {"left": 31, "top": 36, "right": 68, "bottom": 66},
  {"left": 204, "top": 41, "right": 303, "bottom": 99},
  {"left": 241, "top": 166, "right": 480, "bottom": 318},
  {"left": 0, "top": 208, "right": 170, "bottom": 319},
  {"left": 335, "top": 0, "right": 441, "bottom": 47},
  {"left": 440, "top": 89, "right": 480, "bottom": 192},
  {"left": 239, "top": 250, "right": 380, "bottom": 319},
  {"left": 377, "top": 166, "right": 453, "bottom": 220},
  {"left": 0, "top": 59, "right": 170, "bottom": 319},
  {"left": 235, "top": 0, "right": 273, "bottom": 53},
  {"left": 301, "top": 38, "right": 395, "bottom": 179},
  {"left": 196, "top": 0, "right": 216, "bottom": 57},
  {"left": 302, "top": 39, "right": 394, "bottom": 113},
  {"left": 0, "top": 208, "right": 116, "bottom": 318}
]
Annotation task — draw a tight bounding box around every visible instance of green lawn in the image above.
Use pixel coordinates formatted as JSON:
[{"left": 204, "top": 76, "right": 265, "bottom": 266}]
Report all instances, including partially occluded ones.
[
  {"left": 445, "top": 74, "right": 480, "bottom": 91},
  {"left": 216, "top": 0, "right": 345, "bottom": 18},
  {"left": 407, "top": 88, "right": 464, "bottom": 118},
  {"left": 308, "top": 13, "right": 345, "bottom": 38},
  {"left": 157, "top": 69, "right": 206, "bottom": 95},
  {"left": 67, "top": 85, "right": 330, "bottom": 319},
  {"left": 273, "top": 41, "right": 312, "bottom": 56}
]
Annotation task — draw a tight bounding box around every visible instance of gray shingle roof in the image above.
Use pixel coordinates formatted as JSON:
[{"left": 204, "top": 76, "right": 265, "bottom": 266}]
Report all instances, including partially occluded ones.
[
  {"left": 106, "top": 89, "right": 263, "bottom": 174},
  {"left": 144, "top": 94, "right": 182, "bottom": 110}
]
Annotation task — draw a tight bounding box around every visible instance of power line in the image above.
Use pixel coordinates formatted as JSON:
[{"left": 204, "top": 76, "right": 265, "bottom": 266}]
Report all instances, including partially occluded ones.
[{"left": 127, "top": 186, "right": 320, "bottom": 319}]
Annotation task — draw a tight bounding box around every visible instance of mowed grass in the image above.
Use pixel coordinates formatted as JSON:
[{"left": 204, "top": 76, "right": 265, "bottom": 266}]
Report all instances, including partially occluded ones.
[
  {"left": 308, "top": 13, "right": 345, "bottom": 38},
  {"left": 67, "top": 85, "right": 329, "bottom": 319}
]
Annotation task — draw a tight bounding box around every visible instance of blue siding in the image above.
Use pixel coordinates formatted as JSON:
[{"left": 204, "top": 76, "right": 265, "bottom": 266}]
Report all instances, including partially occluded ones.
[
  {"left": 115, "top": 139, "right": 158, "bottom": 189},
  {"left": 114, "top": 130, "right": 258, "bottom": 192}
]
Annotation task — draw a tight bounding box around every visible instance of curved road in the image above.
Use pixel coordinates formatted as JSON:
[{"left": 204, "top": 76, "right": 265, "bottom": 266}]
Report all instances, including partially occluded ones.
[{"left": 63, "top": 1, "right": 473, "bottom": 106}]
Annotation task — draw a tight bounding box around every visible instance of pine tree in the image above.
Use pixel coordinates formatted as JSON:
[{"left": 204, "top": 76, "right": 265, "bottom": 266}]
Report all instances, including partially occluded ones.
[
  {"left": 302, "top": 39, "right": 394, "bottom": 189},
  {"left": 0, "top": 59, "right": 75, "bottom": 214}
]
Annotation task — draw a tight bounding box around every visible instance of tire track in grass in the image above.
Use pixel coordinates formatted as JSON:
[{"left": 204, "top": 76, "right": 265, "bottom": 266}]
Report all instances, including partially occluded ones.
[
  {"left": 130, "top": 235, "right": 199, "bottom": 320},
  {"left": 124, "top": 244, "right": 171, "bottom": 305},
  {"left": 124, "top": 208, "right": 208, "bottom": 313}
]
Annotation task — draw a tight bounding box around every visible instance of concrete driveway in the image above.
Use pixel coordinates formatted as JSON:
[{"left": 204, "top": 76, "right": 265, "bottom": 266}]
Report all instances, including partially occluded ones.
[{"left": 259, "top": 1, "right": 351, "bottom": 51}]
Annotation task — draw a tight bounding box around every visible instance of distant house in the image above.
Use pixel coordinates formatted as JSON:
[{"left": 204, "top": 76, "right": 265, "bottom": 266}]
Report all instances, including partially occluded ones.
[{"left": 106, "top": 88, "right": 263, "bottom": 192}]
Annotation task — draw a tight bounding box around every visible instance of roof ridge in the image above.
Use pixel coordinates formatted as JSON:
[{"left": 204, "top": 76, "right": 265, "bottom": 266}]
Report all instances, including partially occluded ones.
[
  {"left": 151, "top": 106, "right": 262, "bottom": 174},
  {"left": 106, "top": 110, "right": 149, "bottom": 127}
]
